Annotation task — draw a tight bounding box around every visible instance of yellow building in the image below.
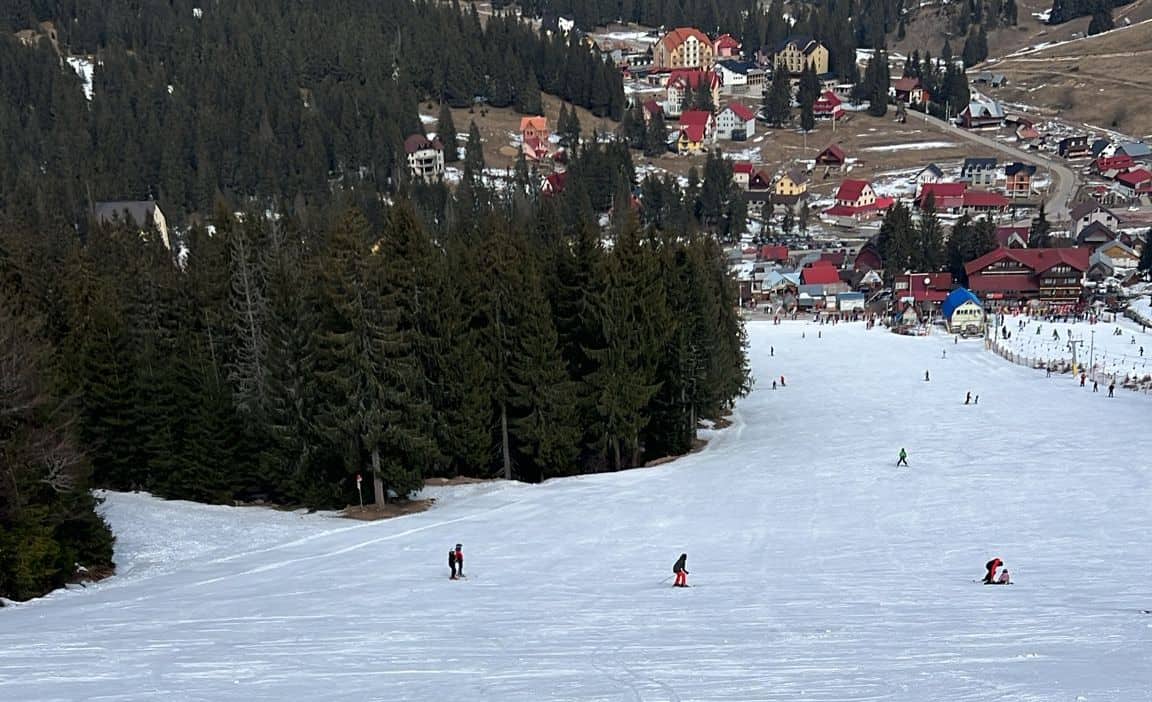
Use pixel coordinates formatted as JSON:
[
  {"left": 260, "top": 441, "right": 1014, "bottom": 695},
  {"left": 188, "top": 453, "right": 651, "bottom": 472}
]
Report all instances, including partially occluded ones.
[
  {"left": 772, "top": 37, "right": 828, "bottom": 76},
  {"left": 773, "top": 168, "right": 809, "bottom": 198},
  {"left": 653, "top": 27, "right": 715, "bottom": 71}
]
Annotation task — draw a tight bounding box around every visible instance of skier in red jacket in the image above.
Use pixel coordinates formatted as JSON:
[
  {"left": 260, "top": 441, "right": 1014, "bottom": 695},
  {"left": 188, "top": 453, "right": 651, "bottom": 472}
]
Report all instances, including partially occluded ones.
[
  {"left": 983, "top": 557, "right": 1003, "bottom": 584},
  {"left": 672, "top": 553, "right": 689, "bottom": 587}
]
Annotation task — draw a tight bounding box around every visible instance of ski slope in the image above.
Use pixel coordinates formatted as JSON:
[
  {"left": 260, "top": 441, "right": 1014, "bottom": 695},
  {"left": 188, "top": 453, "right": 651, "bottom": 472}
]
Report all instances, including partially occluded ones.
[{"left": 3, "top": 321, "right": 1152, "bottom": 701}]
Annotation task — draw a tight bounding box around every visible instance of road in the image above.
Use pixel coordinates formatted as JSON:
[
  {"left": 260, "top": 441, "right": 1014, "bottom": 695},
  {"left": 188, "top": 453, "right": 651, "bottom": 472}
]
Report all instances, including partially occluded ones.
[{"left": 916, "top": 111, "right": 1079, "bottom": 222}]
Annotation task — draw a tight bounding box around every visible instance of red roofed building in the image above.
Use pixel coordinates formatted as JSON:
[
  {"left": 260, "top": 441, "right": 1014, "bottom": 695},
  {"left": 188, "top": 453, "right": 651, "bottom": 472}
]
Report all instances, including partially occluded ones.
[
  {"left": 964, "top": 247, "right": 1090, "bottom": 304},
  {"left": 854, "top": 240, "right": 883, "bottom": 272},
  {"left": 961, "top": 189, "right": 1010, "bottom": 214},
  {"left": 759, "top": 245, "right": 790, "bottom": 263},
  {"left": 825, "top": 179, "right": 894, "bottom": 219},
  {"left": 816, "top": 144, "right": 846, "bottom": 166},
  {"left": 1094, "top": 153, "right": 1133, "bottom": 178},
  {"left": 732, "top": 161, "right": 756, "bottom": 189},
  {"left": 665, "top": 69, "right": 721, "bottom": 117},
  {"left": 653, "top": 27, "right": 715, "bottom": 70},
  {"left": 717, "top": 102, "right": 757, "bottom": 140},
  {"left": 1115, "top": 168, "right": 1152, "bottom": 198},
  {"left": 713, "top": 33, "right": 741, "bottom": 58},
  {"left": 890, "top": 77, "right": 930, "bottom": 106},
  {"left": 893, "top": 272, "right": 954, "bottom": 305},
  {"left": 813, "top": 91, "right": 844, "bottom": 120},
  {"left": 676, "top": 110, "right": 715, "bottom": 153},
  {"left": 994, "top": 225, "right": 1029, "bottom": 248},
  {"left": 542, "top": 171, "right": 568, "bottom": 196},
  {"left": 915, "top": 182, "right": 966, "bottom": 211},
  {"left": 801, "top": 260, "right": 841, "bottom": 285},
  {"left": 642, "top": 99, "right": 664, "bottom": 123}
]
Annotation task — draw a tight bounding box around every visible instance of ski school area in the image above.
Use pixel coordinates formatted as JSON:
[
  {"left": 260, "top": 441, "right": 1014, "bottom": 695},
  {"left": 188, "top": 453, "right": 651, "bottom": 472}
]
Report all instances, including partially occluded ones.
[{"left": 2, "top": 321, "right": 1151, "bottom": 700}]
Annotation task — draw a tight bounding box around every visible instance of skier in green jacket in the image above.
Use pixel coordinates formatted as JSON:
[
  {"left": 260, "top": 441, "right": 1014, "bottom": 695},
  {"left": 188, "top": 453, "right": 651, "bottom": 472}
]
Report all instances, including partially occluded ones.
[{"left": 897, "top": 448, "right": 908, "bottom": 466}]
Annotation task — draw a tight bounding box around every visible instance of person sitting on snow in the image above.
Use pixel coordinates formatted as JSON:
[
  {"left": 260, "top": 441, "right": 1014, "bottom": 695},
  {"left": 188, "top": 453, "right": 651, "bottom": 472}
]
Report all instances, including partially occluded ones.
[{"left": 997, "top": 569, "right": 1011, "bottom": 585}]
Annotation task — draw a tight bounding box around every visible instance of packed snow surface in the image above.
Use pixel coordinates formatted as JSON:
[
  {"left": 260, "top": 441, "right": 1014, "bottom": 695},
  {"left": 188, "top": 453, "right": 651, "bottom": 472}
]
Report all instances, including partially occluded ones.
[
  {"left": 861, "top": 141, "right": 958, "bottom": 152},
  {"left": 3, "top": 322, "right": 1152, "bottom": 700}
]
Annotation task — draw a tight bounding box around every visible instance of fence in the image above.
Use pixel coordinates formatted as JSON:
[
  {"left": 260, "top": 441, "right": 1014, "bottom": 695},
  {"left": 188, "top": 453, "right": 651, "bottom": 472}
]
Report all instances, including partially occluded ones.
[{"left": 986, "top": 333, "right": 1152, "bottom": 395}]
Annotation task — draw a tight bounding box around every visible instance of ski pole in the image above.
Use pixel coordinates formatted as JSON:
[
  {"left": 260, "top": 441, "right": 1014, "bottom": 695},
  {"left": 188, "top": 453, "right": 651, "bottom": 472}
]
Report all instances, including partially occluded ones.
[{"left": 659, "top": 575, "right": 673, "bottom": 585}]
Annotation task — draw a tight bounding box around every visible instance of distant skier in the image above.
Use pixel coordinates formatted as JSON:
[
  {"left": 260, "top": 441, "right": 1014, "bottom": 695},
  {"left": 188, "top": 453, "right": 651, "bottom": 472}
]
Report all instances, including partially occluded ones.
[
  {"left": 997, "top": 568, "right": 1011, "bottom": 585},
  {"left": 449, "top": 549, "right": 458, "bottom": 580},
  {"left": 454, "top": 544, "right": 464, "bottom": 578},
  {"left": 772, "top": 380, "right": 777, "bottom": 390},
  {"left": 672, "top": 553, "right": 689, "bottom": 587},
  {"left": 974, "top": 394, "right": 979, "bottom": 405},
  {"left": 942, "top": 349, "right": 947, "bottom": 359},
  {"left": 1093, "top": 380, "right": 1099, "bottom": 393},
  {"left": 780, "top": 375, "right": 786, "bottom": 387},
  {"left": 1080, "top": 372, "right": 1087, "bottom": 387},
  {"left": 897, "top": 448, "right": 909, "bottom": 467},
  {"left": 770, "top": 346, "right": 775, "bottom": 356},
  {"left": 965, "top": 391, "right": 971, "bottom": 405},
  {"left": 983, "top": 557, "right": 1003, "bottom": 584},
  {"left": 924, "top": 370, "right": 930, "bottom": 382},
  {"left": 1108, "top": 380, "right": 1115, "bottom": 397}
]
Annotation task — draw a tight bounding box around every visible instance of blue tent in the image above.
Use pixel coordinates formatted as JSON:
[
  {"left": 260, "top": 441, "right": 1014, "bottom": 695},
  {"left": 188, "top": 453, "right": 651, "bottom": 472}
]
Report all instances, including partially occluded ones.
[{"left": 942, "top": 287, "right": 982, "bottom": 320}]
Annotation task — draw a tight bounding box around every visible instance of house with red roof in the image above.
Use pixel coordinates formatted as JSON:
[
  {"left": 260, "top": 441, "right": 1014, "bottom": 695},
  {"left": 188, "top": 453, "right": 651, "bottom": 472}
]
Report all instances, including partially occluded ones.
[
  {"left": 519, "top": 115, "right": 552, "bottom": 162},
  {"left": 824, "top": 179, "right": 894, "bottom": 220},
  {"left": 758, "top": 245, "right": 790, "bottom": 264},
  {"left": 541, "top": 171, "right": 568, "bottom": 196},
  {"left": 1094, "top": 153, "right": 1133, "bottom": 178},
  {"left": 813, "top": 91, "right": 844, "bottom": 120},
  {"left": 915, "top": 182, "right": 966, "bottom": 212},
  {"left": 653, "top": 27, "right": 715, "bottom": 71},
  {"left": 676, "top": 110, "right": 715, "bottom": 154},
  {"left": 815, "top": 144, "right": 846, "bottom": 166},
  {"left": 961, "top": 189, "right": 1010, "bottom": 215},
  {"left": 853, "top": 240, "right": 883, "bottom": 272},
  {"left": 642, "top": 99, "right": 664, "bottom": 123},
  {"left": 994, "top": 225, "right": 1029, "bottom": 248},
  {"left": 716, "top": 103, "right": 757, "bottom": 140},
  {"left": 731, "top": 161, "right": 756, "bottom": 189},
  {"left": 664, "top": 69, "right": 721, "bottom": 117},
  {"left": 893, "top": 272, "right": 954, "bottom": 305},
  {"left": 800, "top": 260, "right": 842, "bottom": 285},
  {"left": 713, "top": 33, "right": 741, "bottom": 58},
  {"left": 1114, "top": 168, "right": 1152, "bottom": 198},
  {"left": 964, "top": 247, "right": 1090, "bottom": 304},
  {"left": 890, "top": 77, "right": 931, "bottom": 106}
]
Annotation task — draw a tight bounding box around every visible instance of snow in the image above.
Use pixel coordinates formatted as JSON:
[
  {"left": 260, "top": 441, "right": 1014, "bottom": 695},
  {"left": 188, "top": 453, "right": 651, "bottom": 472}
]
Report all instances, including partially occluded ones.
[
  {"left": 994, "top": 313, "right": 1152, "bottom": 382},
  {"left": 419, "top": 113, "right": 438, "bottom": 125},
  {"left": 861, "top": 141, "right": 958, "bottom": 152},
  {"left": 3, "top": 323, "right": 1152, "bottom": 700},
  {"left": 66, "top": 57, "right": 94, "bottom": 101}
]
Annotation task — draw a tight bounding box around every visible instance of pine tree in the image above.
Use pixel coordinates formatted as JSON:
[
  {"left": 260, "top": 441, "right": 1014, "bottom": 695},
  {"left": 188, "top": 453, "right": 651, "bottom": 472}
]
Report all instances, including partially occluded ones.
[
  {"left": 644, "top": 111, "right": 668, "bottom": 157},
  {"left": 438, "top": 103, "right": 459, "bottom": 163},
  {"left": 1138, "top": 229, "right": 1152, "bottom": 272},
  {"left": 763, "top": 67, "right": 792, "bottom": 127},
  {"left": 916, "top": 193, "right": 946, "bottom": 271},
  {"left": 463, "top": 120, "right": 485, "bottom": 185},
  {"left": 1029, "top": 202, "right": 1052, "bottom": 248}
]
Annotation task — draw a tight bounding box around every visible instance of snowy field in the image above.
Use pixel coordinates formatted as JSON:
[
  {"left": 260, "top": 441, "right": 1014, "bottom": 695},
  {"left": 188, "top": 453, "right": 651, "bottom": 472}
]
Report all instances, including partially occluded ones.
[
  {"left": 3, "top": 322, "right": 1152, "bottom": 701},
  {"left": 995, "top": 312, "right": 1152, "bottom": 382}
]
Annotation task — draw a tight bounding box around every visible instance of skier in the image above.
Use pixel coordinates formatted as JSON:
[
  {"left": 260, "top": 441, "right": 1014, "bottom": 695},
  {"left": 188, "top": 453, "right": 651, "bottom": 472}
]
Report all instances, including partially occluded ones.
[
  {"left": 965, "top": 391, "right": 971, "bottom": 405},
  {"left": 1080, "top": 371, "right": 1087, "bottom": 387},
  {"left": 780, "top": 375, "right": 786, "bottom": 387},
  {"left": 1093, "top": 380, "right": 1099, "bottom": 393},
  {"left": 1108, "top": 380, "right": 1115, "bottom": 397},
  {"left": 770, "top": 346, "right": 775, "bottom": 356},
  {"left": 942, "top": 349, "right": 947, "bottom": 359},
  {"left": 672, "top": 553, "right": 689, "bottom": 587},
  {"left": 982, "top": 557, "right": 1003, "bottom": 584},
  {"left": 974, "top": 395, "right": 979, "bottom": 405},
  {"left": 772, "top": 380, "right": 777, "bottom": 390},
  {"left": 449, "top": 549, "right": 458, "bottom": 580},
  {"left": 454, "top": 544, "right": 464, "bottom": 578},
  {"left": 924, "top": 370, "right": 930, "bottom": 382},
  {"left": 896, "top": 448, "right": 909, "bottom": 467},
  {"left": 997, "top": 568, "right": 1011, "bottom": 585}
]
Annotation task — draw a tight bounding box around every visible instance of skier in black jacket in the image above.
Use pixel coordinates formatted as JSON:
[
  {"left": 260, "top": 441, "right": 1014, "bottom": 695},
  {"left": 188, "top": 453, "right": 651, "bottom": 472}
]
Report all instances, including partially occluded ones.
[{"left": 673, "top": 553, "right": 689, "bottom": 587}]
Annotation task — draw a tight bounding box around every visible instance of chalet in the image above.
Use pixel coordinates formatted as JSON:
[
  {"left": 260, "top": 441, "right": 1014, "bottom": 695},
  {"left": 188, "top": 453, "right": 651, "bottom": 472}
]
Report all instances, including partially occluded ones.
[
  {"left": 541, "top": 171, "right": 568, "bottom": 196},
  {"left": 1004, "top": 162, "right": 1037, "bottom": 199},
  {"left": 853, "top": 240, "right": 883, "bottom": 272},
  {"left": 731, "top": 161, "right": 755, "bottom": 189},
  {"left": 855, "top": 268, "right": 884, "bottom": 290},
  {"left": 994, "top": 225, "right": 1030, "bottom": 248},
  {"left": 1114, "top": 142, "right": 1152, "bottom": 161},
  {"left": 960, "top": 157, "right": 999, "bottom": 187},
  {"left": 1090, "top": 138, "right": 1113, "bottom": 158},
  {"left": 676, "top": 111, "right": 715, "bottom": 153},
  {"left": 763, "top": 37, "right": 829, "bottom": 76},
  {"left": 942, "top": 287, "right": 985, "bottom": 333},
  {"left": 1094, "top": 239, "right": 1140, "bottom": 270},
  {"left": 893, "top": 272, "right": 954, "bottom": 307},
  {"left": 812, "top": 91, "right": 844, "bottom": 120},
  {"left": 716, "top": 103, "right": 757, "bottom": 140},
  {"left": 1057, "top": 136, "right": 1092, "bottom": 160},
  {"left": 403, "top": 134, "right": 445, "bottom": 183},
  {"left": 915, "top": 183, "right": 967, "bottom": 212},
  {"left": 758, "top": 245, "right": 790, "bottom": 264},
  {"left": 773, "top": 168, "right": 808, "bottom": 206},
  {"left": 1086, "top": 250, "right": 1117, "bottom": 283},
  {"left": 815, "top": 144, "right": 847, "bottom": 167},
  {"left": 1094, "top": 154, "right": 1133, "bottom": 178},
  {"left": 742, "top": 189, "right": 772, "bottom": 216},
  {"left": 973, "top": 72, "right": 1007, "bottom": 87},
  {"left": 825, "top": 179, "right": 893, "bottom": 220},
  {"left": 713, "top": 33, "right": 741, "bottom": 58},
  {"left": 664, "top": 69, "right": 720, "bottom": 117},
  {"left": 890, "top": 77, "right": 930, "bottom": 106},
  {"left": 520, "top": 116, "right": 549, "bottom": 143},
  {"left": 748, "top": 167, "right": 773, "bottom": 191},
  {"left": 1068, "top": 201, "right": 1119, "bottom": 237},
  {"left": 958, "top": 94, "right": 1004, "bottom": 129},
  {"left": 1114, "top": 168, "right": 1152, "bottom": 198},
  {"left": 93, "top": 200, "right": 171, "bottom": 250},
  {"left": 652, "top": 27, "right": 715, "bottom": 70},
  {"left": 964, "top": 247, "right": 1090, "bottom": 304},
  {"left": 914, "top": 163, "right": 943, "bottom": 189},
  {"left": 714, "top": 60, "right": 766, "bottom": 98},
  {"left": 961, "top": 190, "right": 1010, "bottom": 215},
  {"left": 800, "top": 260, "right": 842, "bottom": 287},
  {"left": 1075, "top": 221, "right": 1117, "bottom": 249}
]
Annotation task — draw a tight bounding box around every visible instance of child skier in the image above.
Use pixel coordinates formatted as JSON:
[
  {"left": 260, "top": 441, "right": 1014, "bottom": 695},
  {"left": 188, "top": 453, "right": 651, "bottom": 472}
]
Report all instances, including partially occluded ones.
[
  {"left": 449, "top": 549, "right": 458, "bottom": 579},
  {"left": 454, "top": 544, "right": 464, "bottom": 578},
  {"left": 982, "top": 557, "right": 1003, "bottom": 584},
  {"left": 672, "top": 553, "right": 689, "bottom": 587},
  {"left": 997, "top": 568, "right": 1011, "bottom": 585},
  {"left": 897, "top": 448, "right": 908, "bottom": 466}
]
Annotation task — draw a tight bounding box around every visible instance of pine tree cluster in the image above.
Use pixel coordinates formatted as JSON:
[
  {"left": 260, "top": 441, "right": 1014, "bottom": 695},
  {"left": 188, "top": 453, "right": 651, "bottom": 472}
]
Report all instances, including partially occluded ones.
[{"left": 0, "top": 0, "right": 623, "bottom": 230}]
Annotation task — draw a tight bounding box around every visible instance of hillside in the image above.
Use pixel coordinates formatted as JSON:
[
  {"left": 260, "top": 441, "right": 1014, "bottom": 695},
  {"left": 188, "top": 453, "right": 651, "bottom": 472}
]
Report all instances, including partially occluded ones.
[{"left": 3, "top": 321, "right": 1152, "bottom": 699}]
